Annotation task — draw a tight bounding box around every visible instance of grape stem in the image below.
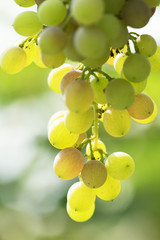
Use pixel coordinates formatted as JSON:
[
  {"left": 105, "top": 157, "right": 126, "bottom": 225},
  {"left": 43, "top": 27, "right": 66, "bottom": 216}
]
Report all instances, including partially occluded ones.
[{"left": 92, "top": 102, "right": 99, "bottom": 150}]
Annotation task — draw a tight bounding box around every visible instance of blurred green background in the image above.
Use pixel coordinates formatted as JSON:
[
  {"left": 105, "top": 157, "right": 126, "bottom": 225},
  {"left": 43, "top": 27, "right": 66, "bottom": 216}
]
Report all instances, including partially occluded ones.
[{"left": 0, "top": 1, "right": 160, "bottom": 240}]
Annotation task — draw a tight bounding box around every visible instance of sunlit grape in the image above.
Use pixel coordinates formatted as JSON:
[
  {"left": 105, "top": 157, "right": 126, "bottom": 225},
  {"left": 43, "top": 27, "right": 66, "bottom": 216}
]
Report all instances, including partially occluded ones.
[
  {"left": 41, "top": 51, "right": 66, "bottom": 69},
  {"left": 91, "top": 77, "right": 109, "bottom": 104},
  {"left": 34, "top": 44, "right": 47, "bottom": 68},
  {"left": 114, "top": 52, "right": 127, "bottom": 75},
  {"left": 14, "top": 0, "right": 35, "bottom": 7},
  {"left": 23, "top": 40, "right": 36, "bottom": 67},
  {"left": 48, "top": 110, "right": 67, "bottom": 128}
]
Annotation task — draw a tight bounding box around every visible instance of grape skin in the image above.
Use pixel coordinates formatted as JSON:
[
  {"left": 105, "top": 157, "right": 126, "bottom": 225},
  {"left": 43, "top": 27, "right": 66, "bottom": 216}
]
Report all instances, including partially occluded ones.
[{"left": 14, "top": 0, "right": 35, "bottom": 7}]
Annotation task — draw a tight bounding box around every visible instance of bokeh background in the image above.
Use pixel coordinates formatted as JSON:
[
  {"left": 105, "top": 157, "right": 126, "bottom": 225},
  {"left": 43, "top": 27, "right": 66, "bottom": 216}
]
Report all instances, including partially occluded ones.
[{"left": 0, "top": 1, "right": 160, "bottom": 239}]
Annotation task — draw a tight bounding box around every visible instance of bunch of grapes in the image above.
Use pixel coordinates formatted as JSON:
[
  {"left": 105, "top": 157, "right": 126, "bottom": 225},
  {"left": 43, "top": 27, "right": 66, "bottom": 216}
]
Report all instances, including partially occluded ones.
[{"left": 1, "top": 0, "right": 160, "bottom": 222}]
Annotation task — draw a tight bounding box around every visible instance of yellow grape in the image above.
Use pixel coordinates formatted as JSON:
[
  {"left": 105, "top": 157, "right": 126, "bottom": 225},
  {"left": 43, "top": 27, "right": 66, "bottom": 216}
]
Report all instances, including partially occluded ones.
[
  {"left": 149, "top": 46, "right": 160, "bottom": 73},
  {"left": 53, "top": 147, "right": 84, "bottom": 180},
  {"left": 103, "top": 107, "right": 131, "bottom": 137},
  {"left": 48, "top": 110, "right": 67, "bottom": 128},
  {"left": 14, "top": 0, "right": 35, "bottom": 7},
  {"left": 1, "top": 47, "right": 27, "bottom": 74},
  {"left": 74, "top": 132, "right": 87, "bottom": 148},
  {"left": 41, "top": 51, "right": 66, "bottom": 69},
  {"left": 114, "top": 52, "right": 127, "bottom": 75},
  {"left": 91, "top": 77, "right": 109, "bottom": 104},
  {"left": 66, "top": 202, "right": 95, "bottom": 222},
  {"left": 48, "top": 64, "right": 73, "bottom": 93},
  {"left": 34, "top": 45, "right": 47, "bottom": 68},
  {"left": 86, "top": 139, "right": 106, "bottom": 160},
  {"left": 67, "top": 181, "right": 96, "bottom": 211},
  {"left": 95, "top": 174, "right": 121, "bottom": 201},
  {"left": 48, "top": 117, "right": 79, "bottom": 149},
  {"left": 23, "top": 40, "right": 36, "bottom": 67}
]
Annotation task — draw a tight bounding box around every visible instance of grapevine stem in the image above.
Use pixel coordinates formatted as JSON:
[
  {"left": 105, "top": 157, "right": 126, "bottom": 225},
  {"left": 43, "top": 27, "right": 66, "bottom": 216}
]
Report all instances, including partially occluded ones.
[{"left": 92, "top": 102, "right": 99, "bottom": 149}]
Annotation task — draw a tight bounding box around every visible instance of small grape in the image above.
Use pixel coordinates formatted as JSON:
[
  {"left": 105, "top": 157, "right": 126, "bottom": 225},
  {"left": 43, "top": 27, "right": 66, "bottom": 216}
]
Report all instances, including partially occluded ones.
[
  {"left": 48, "top": 110, "right": 67, "bottom": 128},
  {"left": 136, "top": 34, "right": 157, "bottom": 57},
  {"left": 14, "top": 0, "right": 35, "bottom": 7},
  {"left": 41, "top": 51, "right": 66, "bottom": 69},
  {"left": 91, "top": 77, "right": 109, "bottom": 104},
  {"left": 23, "top": 40, "right": 36, "bottom": 67}
]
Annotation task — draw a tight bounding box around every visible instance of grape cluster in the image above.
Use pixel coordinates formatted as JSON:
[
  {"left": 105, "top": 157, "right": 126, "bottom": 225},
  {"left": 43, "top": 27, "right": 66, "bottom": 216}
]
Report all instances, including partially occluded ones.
[{"left": 0, "top": 0, "right": 159, "bottom": 222}]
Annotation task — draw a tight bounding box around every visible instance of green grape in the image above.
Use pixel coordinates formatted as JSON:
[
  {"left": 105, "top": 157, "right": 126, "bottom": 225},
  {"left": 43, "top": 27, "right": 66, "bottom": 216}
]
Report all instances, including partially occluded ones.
[
  {"left": 132, "top": 101, "right": 157, "bottom": 124},
  {"left": 33, "top": 44, "right": 47, "bottom": 68},
  {"left": 38, "top": 26, "right": 67, "bottom": 55},
  {"left": 37, "top": 0, "right": 67, "bottom": 26},
  {"left": 48, "top": 63, "right": 73, "bottom": 93},
  {"left": 91, "top": 77, "right": 109, "bottom": 104},
  {"left": 110, "top": 22, "right": 129, "bottom": 49},
  {"left": 41, "top": 51, "right": 66, "bottom": 69},
  {"left": 105, "top": 78, "right": 135, "bottom": 110},
  {"left": 136, "top": 34, "right": 157, "bottom": 57},
  {"left": 114, "top": 52, "right": 127, "bottom": 75},
  {"left": 95, "top": 174, "right": 121, "bottom": 201},
  {"left": 23, "top": 40, "right": 36, "bottom": 67},
  {"left": 106, "top": 152, "right": 135, "bottom": 180},
  {"left": 82, "top": 50, "right": 110, "bottom": 68},
  {"left": 74, "top": 132, "right": 87, "bottom": 148},
  {"left": 60, "top": 69, "right": 82, "bottom": 95},
  {"left": 149, "top": 47, "right": 160, "bottom": 72},
  {"left": 66, "top": 202, "right": 95, "bottom": 222},
  {"left": 13, "top": 11, "right": 43, "bottom": 36},
  {"left": 74, "top": 26, "right": 108, "bottom": 59},
  {"left": 48, "top": 110, "right": 67, "bottom": 128},
  {"left": 86, "top": 139, "right": 106, "bottom": 160},
  {"left": 103, "top": 107, "right": 131, "bottom": 137},
  {"left": 104, "top": 0, "right": 126, "bottom": 15},
  {"left": 127, "top": 93, "right": 154, "bottom": 120},
  {"left": 64, "top": 107, "right": 94, "bottom": 134},
  {"left": 123, "top": 53, "right": 151, "bottom": 82},
  {"left": 53, "top": 147, "right": 84, "bottom": 180},
  {"left": 67, "top": 181, "right": 96, "bottom": 211},
  {"left": 14, "top": 0, "right": 35, "bottom": 7},
  {"left": 120, "top": 0, "right": 151, "bottom": 28},
  {"left": 64, "top": 79, "right": 94, "bottom": 113},
  {"left": 1, "top": 47, "right": 27, "bottom": 74},
  {"left": 143, "top": 0, "right": 160, "bottom": 7},
  {"left": 48, "top": 117, "right": 79, "bottom": 149},
  {"left": 81, "top": 160, "right": 107, "bottom": 188},
  {"left": 71, "top": 0, "right": 104, "bottom": 26},
  {"left": 98, "top": 14, "right": 122, "bottom": 42}
]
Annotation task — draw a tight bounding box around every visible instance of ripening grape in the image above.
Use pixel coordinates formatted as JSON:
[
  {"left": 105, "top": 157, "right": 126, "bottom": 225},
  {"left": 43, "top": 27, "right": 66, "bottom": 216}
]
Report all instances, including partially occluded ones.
[
  {"left": 48, "top": 117, "right": 79, "bottom": 149},
  {"left": 14, "top": 0, "right": 35, "bottom": 7},
  {"left": 64, "top": 79, "right": 94, "bottom": 113},
  {"left": 105, "top": 78, "right": 135, "bottom": 110},
  {"left": 143, "top": 0, "right": 160, "bottom": 7},
  {"left": 127, "top": 93, "right": 154, "bottom": 120},
  {"left": 136, "top": 34, "right": 157, "bottom": 57},
  {"left": 34, "top": 45, "right": 47, "bottom": 68},
  {"left": 91, "top": 77, "right": 109, "bottom": 104},
  {"left": 71, "top": 0, "right": 104, "bottom": 26},
  {"left": 103, "top": 107, "right": 131, "bottom": 137},
  {"left": 106, "top": 152, "right": 135, "bottom": 180},
  {"left": 38, "top": 26, "right": 67, "bottom": 55},
  {"left": 86, "top": 139, "right": 106, "bottom": 161},
  {"left": 114, "top": 52, "right": 127, "bottom": 75},
  {"left": 74, "top": 26, "right": 108, "bottom": 59},
  {"left": 60, "top": 69, "right": 82, "bottom": 95},
  {"left": 48, "top": 64, "right": 73, "bottom": 93},
  {"left": 67, "top": 181, "right": 96, "bottom": 211},
  {"left": 48, "top": 110, "right": 67, "bottom": 128},
  {"left": 120, "top": 0, "right": 151, "bottom": 28},
  {"left": 95, "top": 174, "right": 121, "bottom": 201},
  {"left": 41, "top": 51, "right": 66, "bottom": 69},
  {"left": 149, "top": 46, "right": 160, "bottom": 72},
  {"left": 1, "top": 47, "right": 27, "bottom": 74},
  {"left": 23, "top": 40, "right": 36, "bottom": 67},
  {"left": 81, "top": 160, "right": 107, "bottom": 188},
  {"left": 53, "top": 147, "right": 84, "bottom": 180},
  {"left": 13, "top": 11, "right": 43, "bottom": 36},
  {"left": 37, "top": 0, "right": 67, "bottom": 26},
  {"left": 66, "top": 202, "right": 95, "bottom": 222},
  {"left": 104, "top": 0, "right": 126, "bottom": 15},
  {"left": 74, "top": 132, "right": 87, "bottom": 148},
  {"left": 123, "top": 53, "right": 151, "bottom": 82},
  {"left": 82, "top": 51, "right": 110, "bottom": 68},
  {"left": 64, "top": 107, "right": 94, "bottom": 134}
]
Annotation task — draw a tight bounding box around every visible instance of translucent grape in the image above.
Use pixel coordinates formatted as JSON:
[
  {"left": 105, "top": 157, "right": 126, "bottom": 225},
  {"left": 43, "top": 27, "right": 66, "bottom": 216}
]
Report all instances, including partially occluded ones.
[
  {"left": 91, "top": 77, "right": 109, "bottom": 104},
  {"left": 74, "top": 26, "right": 108, "bottom": 59},
  {"left": 136, "top": 34, "right": 157, "bottom": 57},
  {"left": 38, "top": 26, "right": 67, "bottom": 55},
  {"left": 1, "top": 47, "right": 27, "bottom": 74},
  {"left": 149, "top": 47, "right": 160, "bottom": 72},
  {"left": 67, "top": 181, "right": 96, "bottom": 211},
  {"left": 71, "top": 0, "right": 104, "bottom": 26},
  {"left": 95, "top": 174, "right": 121, "bottom": 201},
  {"left": 23, "top": 40, "right": 36, "bottom": 67},
  {"left": 37, "top": 0, "right": 67, "bottom": 26},
  {"left": 14, "top": 0, "right": 35, "bottom": 7},
  {"left": 86, "top": 139, "right": 106, "bottom": 161},
  {"left": 105, "top": 78, "right": 135, "bottom": 110},
  {"left": 74, "top": 132, "right": 87, "bottom": 148},
  {"left": 120, "top": 0, "right": 151, "bottom": 28},
  {"left": 34, "top": 45, "right": 47, "bottom": 68},
  {"left": 41, "top": 51, "right": 66, "bottom": 69},
  {"left": 123, "top": 53, "right": 151, "bottom": 82},
  {"left": 103, "top": 107, "right": 131, "bottom": 137},
  {"left": 64, "top": 79, "right": 94, "bottom": 113},
  {"left": 53, "top": 147, "right": 84, "bottom": 180},
  {"left": 48, "top": 110, "right": 67, "bottom": 128},
  {"left": 104, "top": 0, "right": 126, "bottom": 15},
  {"left": 64, "top": 107, "right": 94, "bottom": 134},
  {"left": 66, "top": 203, "right": 95, "bottom": 222},
  {"left": 48, "top": 64, "right": 73, "bottom": 93},
  {"left": 60, "top": 69, "right": 82, "bottom": 95},
  {"left": 106, "top": 152, "right": 135, "bottom": 180},
  {"left": 13, "top": 11, "right": 43, "bottom": 36},
  {"left": 114, "top": 52, "right": 127, "bottom": 75},
  {"left": 48, "top": 117, "right": 79, "bottom": 149},
  {"left": 81, "top": 160, "right": 107, "bottom": 188},
  {"left": 127, "top": 93, "right": 154, "bottom": 120},
  {"left": 82, "top": 51, "right": 110, "bottom": 68}
]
